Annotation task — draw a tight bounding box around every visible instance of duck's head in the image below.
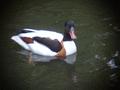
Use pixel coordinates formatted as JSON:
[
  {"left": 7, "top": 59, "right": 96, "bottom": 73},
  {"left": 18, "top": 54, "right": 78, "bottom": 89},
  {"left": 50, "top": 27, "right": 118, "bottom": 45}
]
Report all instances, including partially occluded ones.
[{"left": 63, "top": 20, "right": 77, "bottom": 41}]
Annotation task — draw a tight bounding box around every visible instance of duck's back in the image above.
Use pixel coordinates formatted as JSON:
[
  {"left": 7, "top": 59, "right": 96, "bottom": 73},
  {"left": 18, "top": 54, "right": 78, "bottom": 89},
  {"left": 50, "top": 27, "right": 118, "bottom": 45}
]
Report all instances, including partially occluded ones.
[{"left": 19, "top": 30, "right": 63, "bottom": 42}]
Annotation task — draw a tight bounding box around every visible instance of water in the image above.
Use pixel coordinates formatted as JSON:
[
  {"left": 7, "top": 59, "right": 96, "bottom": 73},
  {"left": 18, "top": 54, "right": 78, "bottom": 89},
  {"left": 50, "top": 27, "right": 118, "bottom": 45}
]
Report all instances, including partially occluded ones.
[{"left": 1, "top": 0, "right": 120, "bottom": 90}]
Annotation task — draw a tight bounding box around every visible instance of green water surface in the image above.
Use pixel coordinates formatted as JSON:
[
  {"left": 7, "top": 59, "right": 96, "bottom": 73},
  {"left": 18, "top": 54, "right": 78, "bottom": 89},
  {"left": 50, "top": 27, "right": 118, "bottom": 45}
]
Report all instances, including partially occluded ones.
[{"left": 1, "top": 0, "right": 120, "bottom": 90}]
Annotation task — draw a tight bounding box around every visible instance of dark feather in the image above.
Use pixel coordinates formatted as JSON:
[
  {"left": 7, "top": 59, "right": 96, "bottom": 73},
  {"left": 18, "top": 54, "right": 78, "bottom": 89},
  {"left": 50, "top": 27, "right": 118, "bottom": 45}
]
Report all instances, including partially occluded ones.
[
  {"left": 17, "top": 29, "right": 33, "bottom": 34},
  {"left": 33, "top": 37, "right": 62, "bottom": 52}
]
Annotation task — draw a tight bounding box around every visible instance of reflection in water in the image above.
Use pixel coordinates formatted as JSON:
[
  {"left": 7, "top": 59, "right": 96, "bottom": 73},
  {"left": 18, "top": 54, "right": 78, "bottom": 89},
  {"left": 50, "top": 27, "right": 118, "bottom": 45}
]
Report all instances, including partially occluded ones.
[
  {"left": 17, "top": 50, "right": 77, "bottom": 64},
  {"left": 17, "top": 50, "right": 78, "bottom": 88}
]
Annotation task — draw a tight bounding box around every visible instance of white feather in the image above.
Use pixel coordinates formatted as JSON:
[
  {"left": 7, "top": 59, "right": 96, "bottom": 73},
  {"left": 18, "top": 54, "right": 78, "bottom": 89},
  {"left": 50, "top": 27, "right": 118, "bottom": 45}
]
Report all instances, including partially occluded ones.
[
  {"left": 28, "top": 41, "right": 57, "bottom": 56},
  {"left": 11, "top": 35, "right": 29, "bottom": 50},
  {"left": 19, "top": 30, "right": 63, "bottom": 42},
  {"left": 63, "top": 41, "right": 77, "bottom": 55}
]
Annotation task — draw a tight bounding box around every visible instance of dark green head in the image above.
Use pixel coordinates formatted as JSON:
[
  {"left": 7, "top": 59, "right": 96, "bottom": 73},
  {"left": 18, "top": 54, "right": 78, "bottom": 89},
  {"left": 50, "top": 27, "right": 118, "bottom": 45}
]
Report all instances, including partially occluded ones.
[{"left": 64, "top": 20, "right": 76, "bottom": 40}]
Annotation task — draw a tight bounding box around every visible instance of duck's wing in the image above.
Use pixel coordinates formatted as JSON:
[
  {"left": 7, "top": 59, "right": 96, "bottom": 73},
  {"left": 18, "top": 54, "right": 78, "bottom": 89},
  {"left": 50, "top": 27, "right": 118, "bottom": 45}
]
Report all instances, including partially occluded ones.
[{"left": 19, "top": 29, "right": 63, "bottom": 42}]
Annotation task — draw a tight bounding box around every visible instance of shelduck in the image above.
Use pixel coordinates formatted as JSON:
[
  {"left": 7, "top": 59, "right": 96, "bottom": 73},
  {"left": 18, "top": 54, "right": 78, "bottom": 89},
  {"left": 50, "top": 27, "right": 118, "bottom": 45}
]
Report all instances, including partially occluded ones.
[{"left": 11, "top": 20, "right": 77, "bottom": 58}]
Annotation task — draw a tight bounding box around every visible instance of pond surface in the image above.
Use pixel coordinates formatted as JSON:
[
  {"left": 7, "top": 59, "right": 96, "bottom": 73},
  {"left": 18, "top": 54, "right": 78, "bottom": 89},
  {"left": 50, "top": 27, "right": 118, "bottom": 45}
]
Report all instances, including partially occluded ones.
[{"left": 1, "top": 0, "right": 120, "bottom": 90}]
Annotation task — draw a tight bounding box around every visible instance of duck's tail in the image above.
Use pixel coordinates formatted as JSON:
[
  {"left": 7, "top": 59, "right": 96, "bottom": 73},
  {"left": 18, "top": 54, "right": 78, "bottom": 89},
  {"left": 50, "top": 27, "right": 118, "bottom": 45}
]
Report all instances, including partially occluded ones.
[{"left": 11, "top": 35, "right": 30, "bottom": 50}]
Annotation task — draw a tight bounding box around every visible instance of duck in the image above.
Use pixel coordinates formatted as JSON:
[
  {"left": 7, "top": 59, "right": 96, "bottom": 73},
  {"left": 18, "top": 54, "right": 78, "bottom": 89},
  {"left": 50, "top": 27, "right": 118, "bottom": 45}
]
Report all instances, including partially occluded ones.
[{"left": 11, "top": 20, "right": 77, "bottom": 58}]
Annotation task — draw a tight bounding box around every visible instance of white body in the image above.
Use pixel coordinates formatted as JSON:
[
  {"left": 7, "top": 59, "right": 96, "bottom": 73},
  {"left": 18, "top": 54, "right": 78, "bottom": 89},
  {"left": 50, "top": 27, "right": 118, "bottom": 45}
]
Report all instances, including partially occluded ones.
[{"left": 11, "top": 28, "right": 77, "bottom": 56}]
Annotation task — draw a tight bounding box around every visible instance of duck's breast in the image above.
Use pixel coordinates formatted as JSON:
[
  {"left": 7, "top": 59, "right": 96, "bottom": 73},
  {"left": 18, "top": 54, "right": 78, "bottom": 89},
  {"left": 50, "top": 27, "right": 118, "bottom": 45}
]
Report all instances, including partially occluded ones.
[{"left": 63, "top": 41, "right": 77, "bottom": 55}]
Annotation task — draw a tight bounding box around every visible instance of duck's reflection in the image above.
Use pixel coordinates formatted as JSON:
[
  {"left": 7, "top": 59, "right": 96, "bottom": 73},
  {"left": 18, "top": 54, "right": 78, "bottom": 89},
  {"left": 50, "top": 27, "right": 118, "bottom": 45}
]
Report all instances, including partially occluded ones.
[
  {"left": 17, "top": 50, "right": 78, "bottom": 85},
  {"left": 17, "top": 50, "right": 77, "bottom": 64}
]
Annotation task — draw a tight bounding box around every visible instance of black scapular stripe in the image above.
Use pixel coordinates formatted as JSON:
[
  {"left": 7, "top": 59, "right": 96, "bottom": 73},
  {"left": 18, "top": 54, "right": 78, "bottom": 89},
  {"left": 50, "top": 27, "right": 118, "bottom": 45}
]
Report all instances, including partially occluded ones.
[
  {"left": 17, "top": 29, "right": 33, "bottom": 34},
  {"left": 33, "top": 37, "right": 62, "bottom": 52}
]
